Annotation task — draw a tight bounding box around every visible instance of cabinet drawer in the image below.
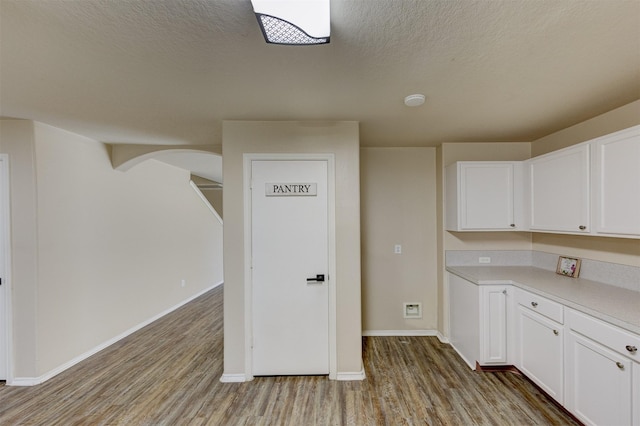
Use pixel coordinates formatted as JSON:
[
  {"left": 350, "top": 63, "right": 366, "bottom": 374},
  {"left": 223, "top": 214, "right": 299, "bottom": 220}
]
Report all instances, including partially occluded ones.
[
  {"left": 515, "top": 288, "right": 563, "bottom": 324},
  {"left": 566, "top": 309, "right": 640, "bottom": 362}
]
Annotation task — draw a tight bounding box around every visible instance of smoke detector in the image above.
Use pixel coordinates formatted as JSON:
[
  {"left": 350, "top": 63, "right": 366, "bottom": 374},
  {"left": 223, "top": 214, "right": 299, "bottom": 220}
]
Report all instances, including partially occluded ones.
[{"left": 404, "top": 94, "right": 425, "bottom": 107}]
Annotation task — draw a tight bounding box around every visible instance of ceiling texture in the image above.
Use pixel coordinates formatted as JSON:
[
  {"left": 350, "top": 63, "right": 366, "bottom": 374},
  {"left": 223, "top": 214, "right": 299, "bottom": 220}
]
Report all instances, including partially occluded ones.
[{"left": 1, "top": 0, "right": 639, "bottom": 149}]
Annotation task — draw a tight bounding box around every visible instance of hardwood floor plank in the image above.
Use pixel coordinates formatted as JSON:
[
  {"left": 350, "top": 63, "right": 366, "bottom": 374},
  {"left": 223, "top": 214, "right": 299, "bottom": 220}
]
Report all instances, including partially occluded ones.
[{"left": 0, "top": 285, "right": 579, "bottom": 425}]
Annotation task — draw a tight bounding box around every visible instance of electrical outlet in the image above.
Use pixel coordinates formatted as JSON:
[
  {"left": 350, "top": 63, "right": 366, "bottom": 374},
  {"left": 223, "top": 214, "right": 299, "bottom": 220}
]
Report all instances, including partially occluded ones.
[
  {"left": 394, "top": 244, "right": 402, "bottom": 254},
  {"left": 180, "top": 279, "right": 186, "bottom": 288},
  {"left": 479, "top": 257, "right": 491, "bottom": 264}
]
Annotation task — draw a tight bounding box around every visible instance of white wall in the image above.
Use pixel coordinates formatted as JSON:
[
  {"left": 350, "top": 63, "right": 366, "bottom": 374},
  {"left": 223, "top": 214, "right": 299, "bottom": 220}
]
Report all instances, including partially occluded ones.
[
  {"left": 0, "top": 120, "right": 38, "bottom": 377},
  {"left": 221, "top": 121, "right": 362, "bottom": 378},
  {"left": 1, "top": 119, "right": 224, "bottom": 380},
  {"left": 360, "top": 148, "right": 438, "bottom": 333}
]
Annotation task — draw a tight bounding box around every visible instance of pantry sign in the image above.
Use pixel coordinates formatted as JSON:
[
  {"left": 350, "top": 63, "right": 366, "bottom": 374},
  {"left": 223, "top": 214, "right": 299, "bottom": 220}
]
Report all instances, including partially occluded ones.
[{"left": 266, "top": 183, "right": 317, "bottom": 197}]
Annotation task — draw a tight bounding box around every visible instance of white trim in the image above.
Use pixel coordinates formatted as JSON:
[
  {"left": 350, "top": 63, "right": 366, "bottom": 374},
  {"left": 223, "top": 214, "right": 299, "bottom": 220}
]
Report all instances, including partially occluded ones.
[
  {"left": 7, "top": 281, "right": 223, "bottom": 386},
  {"left": 450, "top": 341, "right": 476, "bottom": 370},
  {"left": 362, "top": 329, "right": 439, "bottom": 337},
  {"left": 243, "top": 153, "right": 337, "bottom": 380},
  {"left": 189, "top": 180, "right": 223, "bottom": 224},
  {"left": 0, "top": 154, "right": 12, "bottom": 383},
  {"left": 336, "top": 367, "right": 366, "bottom": 381},
  {"left": 219, "top": 373, "right": 249, "bottom": 383},
  {"left": 436, "top": 332, "right": 449, "bottom": 344}
]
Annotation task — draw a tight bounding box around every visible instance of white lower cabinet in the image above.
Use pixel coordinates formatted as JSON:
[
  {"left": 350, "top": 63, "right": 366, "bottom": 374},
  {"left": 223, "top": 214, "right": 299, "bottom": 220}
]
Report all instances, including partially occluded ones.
[
  {"left": 480, "top": 286, "right": 509, "bottom": 365},
  {"left": 515, "top": 289, "right": 564, "bottom": 404},
  {"left": 449, "top": 271, "right": 640, "bottom": 425},
  {"left": 564, "top": 309, "right": 640, "bottom": 426},
  {"left": 449, "top": 273, "right": 509, "bottom": 369},
  {"left": 565, "top": 331, "right": 632, "bottom": 426}
]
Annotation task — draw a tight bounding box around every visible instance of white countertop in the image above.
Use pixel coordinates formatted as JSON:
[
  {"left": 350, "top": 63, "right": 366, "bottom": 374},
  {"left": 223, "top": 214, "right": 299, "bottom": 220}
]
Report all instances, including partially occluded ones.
[{"left": 446, "top": 265, "right": 640, "bottom": 335}]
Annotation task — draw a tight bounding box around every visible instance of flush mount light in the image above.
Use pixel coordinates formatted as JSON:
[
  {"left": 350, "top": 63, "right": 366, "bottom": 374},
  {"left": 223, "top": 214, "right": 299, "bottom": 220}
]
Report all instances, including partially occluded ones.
[
  {"left": 250, "top": 0, "right": 330, "bottom": 45},
  {"left": 404, "top": 94, "right": 426, "bottom": 107}
]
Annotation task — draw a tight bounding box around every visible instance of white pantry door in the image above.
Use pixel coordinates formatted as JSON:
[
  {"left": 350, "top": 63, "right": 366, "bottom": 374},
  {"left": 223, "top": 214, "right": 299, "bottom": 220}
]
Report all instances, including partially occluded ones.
[{"left": 251, "top": 159, "right": 329, "bottom": 375}]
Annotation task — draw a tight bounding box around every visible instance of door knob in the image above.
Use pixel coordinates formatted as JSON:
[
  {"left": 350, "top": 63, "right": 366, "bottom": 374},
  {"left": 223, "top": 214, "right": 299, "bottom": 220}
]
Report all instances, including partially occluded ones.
[{"left": 306, "top": 274, "right": 325, "bottom": 283}]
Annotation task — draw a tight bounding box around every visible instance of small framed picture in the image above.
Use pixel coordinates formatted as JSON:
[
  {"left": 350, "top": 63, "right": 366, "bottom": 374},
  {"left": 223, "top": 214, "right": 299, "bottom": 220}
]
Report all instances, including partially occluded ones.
[{"left": 556, "top": 256, "right": 581, "bottom": 278}]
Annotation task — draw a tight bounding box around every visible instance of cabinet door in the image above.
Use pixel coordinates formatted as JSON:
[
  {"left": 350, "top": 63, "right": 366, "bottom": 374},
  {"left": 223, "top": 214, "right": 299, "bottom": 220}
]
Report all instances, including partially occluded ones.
[
  {"left": 448, "top": 273, "right": 480, "bottom": 370},
  {"left": 529, "top": 144, "right": 590, "bottom": 233},
  {"left": 565, "top": 330, "right": 633, "bottom": 426},
  {"left": 593, "top": 126, "right": 640, "bottom": 238},
  {"left": 517, "top": 306, "right": 563, "bottom": 403},
  {"left": 460, "top": 163, "right": 516, "bottom": 230},
  {"left": 446, "top": 162, "right": 522, "bottom": 231},
  {"left": 479, "top": 286, "right": 508, "bottom": 365}
]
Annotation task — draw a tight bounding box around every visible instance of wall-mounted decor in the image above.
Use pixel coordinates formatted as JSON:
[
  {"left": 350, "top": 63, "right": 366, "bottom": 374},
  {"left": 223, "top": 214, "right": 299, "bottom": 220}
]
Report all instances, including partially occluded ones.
[{"left": 556, "top": 256, "right": 581, "bottom": 278}]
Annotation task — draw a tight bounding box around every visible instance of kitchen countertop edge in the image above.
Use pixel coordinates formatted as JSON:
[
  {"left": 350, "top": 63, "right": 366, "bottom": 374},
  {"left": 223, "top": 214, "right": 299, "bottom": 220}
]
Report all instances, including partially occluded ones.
[{"left": 446, "top": 265, "right": 640, "bottom": 336}]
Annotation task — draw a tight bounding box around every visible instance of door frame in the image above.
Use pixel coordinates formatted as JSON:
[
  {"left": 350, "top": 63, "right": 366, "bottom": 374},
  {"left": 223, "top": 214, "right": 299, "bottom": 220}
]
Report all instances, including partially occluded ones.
[
  {"left": 0, "top": 154, "right": 13, "bottom": 383},
  {"left": 243, "top": 153, "right": 337, "bottom": 380}
]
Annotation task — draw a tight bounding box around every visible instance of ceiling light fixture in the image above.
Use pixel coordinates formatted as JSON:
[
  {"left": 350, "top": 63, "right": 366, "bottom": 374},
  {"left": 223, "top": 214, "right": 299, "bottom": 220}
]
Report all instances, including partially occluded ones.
[
  {"left": 250, "top": 0, "right": 330, "bottom": 45},
  {"left": 404, "top": 94, "right": 426, "bottom": 107}
]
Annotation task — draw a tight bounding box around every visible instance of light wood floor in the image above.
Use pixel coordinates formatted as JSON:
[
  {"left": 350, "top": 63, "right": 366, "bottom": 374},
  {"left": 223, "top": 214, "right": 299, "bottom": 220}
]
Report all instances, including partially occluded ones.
[{"left": 0, "top": 285, "right": 579, "bottom": 425}]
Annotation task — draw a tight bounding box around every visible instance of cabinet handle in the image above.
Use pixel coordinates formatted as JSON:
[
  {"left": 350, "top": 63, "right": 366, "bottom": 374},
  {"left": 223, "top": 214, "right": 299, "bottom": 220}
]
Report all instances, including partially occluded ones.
[
  {"left": 531, "top": 302, "right": 538, "bottom": 307},
  {"left": 502, "top": 289, "right": 507, "bottom": 295},
  {"left": 553, "top": 329, "right": 559, "bottom": 336},
  {"left": 510, "top": 224, "right": 515, "bottom": 228},
  {"left": 616, "top": 362, "right": 625, "bottom": 370},
  {"left": 626, "top": 345, "right": 638, "bottom": 353},
  {"left": 579, "top": 225, "right": 586, "bottom": 230}
]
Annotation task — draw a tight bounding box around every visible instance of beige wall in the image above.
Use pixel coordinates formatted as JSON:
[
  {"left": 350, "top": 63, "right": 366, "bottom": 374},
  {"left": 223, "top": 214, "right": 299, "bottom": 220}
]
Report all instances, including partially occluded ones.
[
  {"left": 222, "top": 121, "right": 362, "bottom": 378},
  {"left": 531, "top": 99, "right": 640, "bottom": 267},
  {"left": 532, "top": 100, "right": 640, "bottom": 156},
  {"left": 1, "top": 120, "right": 224, "bottom": 379},
  {"left": 191, "top": 175, "right": 223, "bottom": 219},
  {"left": 360, "top": 148, "right": 438, "bottom": 332}
]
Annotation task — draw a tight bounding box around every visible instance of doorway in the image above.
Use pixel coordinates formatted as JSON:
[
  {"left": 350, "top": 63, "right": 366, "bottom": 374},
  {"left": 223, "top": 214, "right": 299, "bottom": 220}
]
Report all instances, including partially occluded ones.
[{"left": 244, "top": 154, "right": 336, "bottom": 378}]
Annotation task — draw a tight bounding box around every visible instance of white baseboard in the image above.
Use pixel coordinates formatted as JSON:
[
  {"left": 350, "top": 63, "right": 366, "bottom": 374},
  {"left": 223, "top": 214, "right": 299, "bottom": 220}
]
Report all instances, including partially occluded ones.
[
  {"left": 219, "top": 373, "right": 248, "bottom": 383},
  {"left": 436, "top": 332, "right": 449, "bottom": 344},
  {"left": 450, "top": 342, "right": 476, "bottom": 371},
  {"left": 8, "top": 281, "right": 223, "bottom": 387},
  {"left": 362, "top": 329, "right": 439, "bottom": 337},
  {"left": 335, "top": 368, "right": 366, "bottom": 381}
]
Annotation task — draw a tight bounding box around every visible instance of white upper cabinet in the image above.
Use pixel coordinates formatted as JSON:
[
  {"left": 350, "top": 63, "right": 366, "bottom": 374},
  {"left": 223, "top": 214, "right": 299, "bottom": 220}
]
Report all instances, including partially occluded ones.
[
  {"left": 592, "top": 125, "right": 640, "bottom": 238},
  {"left": 446, "top": 162, "right": 523, "bottom": 231},
  {"left": 528, "top": 143, "right": 590, "bottom": 233},
  {"left": 443, "top": 126, "right": 639, "bottom": 239}
]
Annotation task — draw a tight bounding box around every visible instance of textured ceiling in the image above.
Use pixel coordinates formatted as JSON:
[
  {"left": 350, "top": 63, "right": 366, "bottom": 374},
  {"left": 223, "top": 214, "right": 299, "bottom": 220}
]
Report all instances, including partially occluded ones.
[{"left": 1, "top": 0, "right": 639, "bottom": 147}]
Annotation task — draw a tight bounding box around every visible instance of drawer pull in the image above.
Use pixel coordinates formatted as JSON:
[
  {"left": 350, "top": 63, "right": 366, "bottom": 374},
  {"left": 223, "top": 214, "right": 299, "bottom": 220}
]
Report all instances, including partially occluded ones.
[
  {"left": 626, "top": 345, "right": 638, "bottom": 353},
  {"left": 510, "top": 224, "right": 516, "bottom": 228},
  {"left": 579, "top": 225, "right": 586, "bottom": 230},
  {"left": 502, "top": 289, "right": 507, "bottom": 295},
  {"left": 531, "top": 302, "right": 538, "bottom": 308},
  {"left": 553, "top": 329, "right": 559, "bottom": 336},
  {"left": 616, "top": 362, "right": 624, "bottom": 370}
]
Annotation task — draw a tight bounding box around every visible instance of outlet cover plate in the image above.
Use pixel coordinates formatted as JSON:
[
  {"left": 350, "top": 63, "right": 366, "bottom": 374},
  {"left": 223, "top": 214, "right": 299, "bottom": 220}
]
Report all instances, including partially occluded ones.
[{"left": 403, "top": 302, "right": 422, "bottom": 319}]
